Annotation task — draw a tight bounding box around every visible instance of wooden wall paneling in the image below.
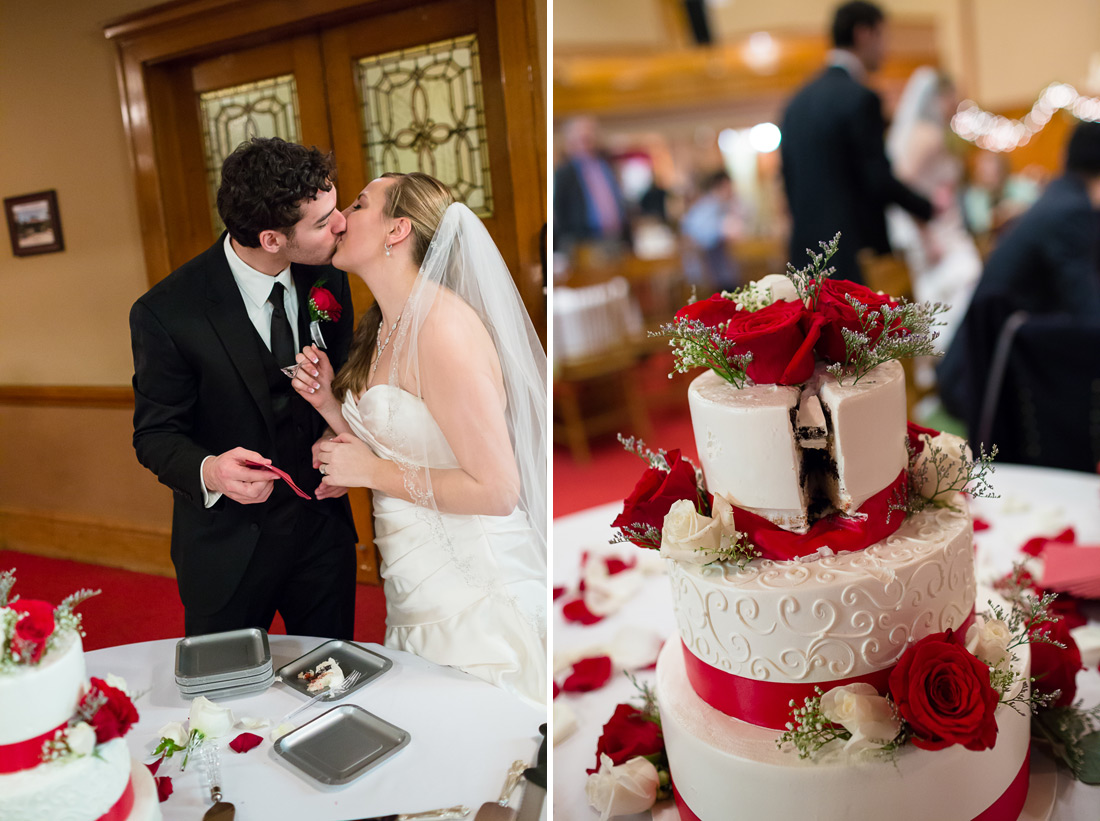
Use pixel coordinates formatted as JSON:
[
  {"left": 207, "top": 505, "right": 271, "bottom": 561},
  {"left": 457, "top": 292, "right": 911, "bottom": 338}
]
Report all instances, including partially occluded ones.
[{"left": 0, "top": 385, "right": 133, "bottom": 409}]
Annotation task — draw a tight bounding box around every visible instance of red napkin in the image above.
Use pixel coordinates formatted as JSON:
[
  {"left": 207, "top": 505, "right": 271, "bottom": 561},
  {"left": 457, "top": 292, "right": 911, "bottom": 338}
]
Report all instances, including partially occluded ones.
[
  {"left": 1041, "top": 544, "right": 1100, "bottom": 599},
  {"left": 243, "top": 460, "right": 311, "bottom": 500}
]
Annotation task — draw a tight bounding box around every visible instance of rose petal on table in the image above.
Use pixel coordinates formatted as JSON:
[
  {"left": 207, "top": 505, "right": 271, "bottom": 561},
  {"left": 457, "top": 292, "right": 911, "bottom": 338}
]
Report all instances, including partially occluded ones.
[
  {"left": 271, "top": 722, "right": 296, "bottom": 742},
  {"left": 604, "top": 556, "right": 637, "bottom": 576},
  {"left": 553, "top": 681, "right": 561, "bottom": 700},
  {"left": 154, "top": 775, "right": 173, "bottom": 803},
  {"left": 229, "top": 732, "right": 263, "bottom": 753},
  {"left": 563, "top": 597, "right": 604, "bottom": 625},
  {"left": 145, "top": 757, "right": 162, "bottom": 776},
  {"left": 608, "top": 625, "right": 664, "bottom": 670},
  {"left": 553, "top": 700, "right": 578, "bottom": 745},
  {"left": 1021, "top": 526, "right": 1076, "bottom": 557},
  {"left": 973, "top": 518, "right": 991, "bottom": 532},
  {"left": 553, "top": 585, "right": 567, "bottom": 600},
  {"left": 562, "top": 655, "right": 613, "bottom": 692},
  {"left": 235, "top": 716, "right": 270, "bottom": 730}
]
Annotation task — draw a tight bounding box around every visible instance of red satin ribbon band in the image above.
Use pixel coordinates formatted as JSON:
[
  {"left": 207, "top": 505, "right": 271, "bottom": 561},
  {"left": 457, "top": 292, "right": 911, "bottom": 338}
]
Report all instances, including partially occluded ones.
[
  {"left": 672, "top": 751, "right": 1030, "bottom": 821},
  {"left": 732, "top": 469, "right": 909, "bottom": 561},
  {"left": 681, "top": 609, "right": 976, "bottom": 731},
  {"left": 0, "top": 721, "right": 67, "bottom": 773},
  {"left": 99, "top": 776, "right": 135, "bottom": 821}
]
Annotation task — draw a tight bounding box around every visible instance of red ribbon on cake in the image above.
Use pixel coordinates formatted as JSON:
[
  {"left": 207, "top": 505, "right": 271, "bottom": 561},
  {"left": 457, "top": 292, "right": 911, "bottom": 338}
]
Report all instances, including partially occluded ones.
[
  {"left": 730, "top": 469, "right": 909, "bottom": 561},
  {"left": 672, "top": 751, "right": 1029, "bottom": 821},
  {"left": 0, "top": 721, "right": 67, "bottom": 773},
  {"left": 681, "top": 609, "right": 976, "bottom": 732},
  {"left": 98, "top": 776, "right": 135, "bottom": 821}
]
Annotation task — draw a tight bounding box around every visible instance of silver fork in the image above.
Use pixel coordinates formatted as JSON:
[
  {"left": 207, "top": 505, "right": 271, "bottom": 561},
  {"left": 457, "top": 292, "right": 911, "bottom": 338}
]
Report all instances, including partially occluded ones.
[{"left": 281, "top": 669, "right": 362, "bottom": 722}]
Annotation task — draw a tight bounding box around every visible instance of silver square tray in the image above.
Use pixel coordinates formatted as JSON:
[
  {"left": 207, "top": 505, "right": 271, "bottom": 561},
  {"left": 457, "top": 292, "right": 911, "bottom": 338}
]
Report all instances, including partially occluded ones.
[
  {"left": 177, "top": 670, "right": 276, "bottom": 701},
  {"left": 275, "top": 640, "right": 392, "bottom": 701},
  {"left": 273, "top": 704, "right": 409, "bottom": 785},
  {"left": 175, "top": 628, "right": 272, "bottom": 684},
  {"left": 176, "top": 662, "right": 273, "bottom": 687}
]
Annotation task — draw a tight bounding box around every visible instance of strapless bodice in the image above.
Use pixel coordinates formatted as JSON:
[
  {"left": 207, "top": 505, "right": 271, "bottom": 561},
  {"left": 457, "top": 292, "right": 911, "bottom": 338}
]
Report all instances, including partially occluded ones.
[{"left": 341, "top": 385, "right": 459, "bottom": 470}]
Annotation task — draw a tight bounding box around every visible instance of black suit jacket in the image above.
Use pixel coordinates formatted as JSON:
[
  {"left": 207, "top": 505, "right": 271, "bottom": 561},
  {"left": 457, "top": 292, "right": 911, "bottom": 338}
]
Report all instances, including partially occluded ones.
[
  {"left": 781, "top": 65, "right": 933, "bottom": 282},
  {"left": 130, "top": 236, "right": 356, "bottom": 614},
  {"left": 552, "top": 157, "right": 631, "bottom": 250}
]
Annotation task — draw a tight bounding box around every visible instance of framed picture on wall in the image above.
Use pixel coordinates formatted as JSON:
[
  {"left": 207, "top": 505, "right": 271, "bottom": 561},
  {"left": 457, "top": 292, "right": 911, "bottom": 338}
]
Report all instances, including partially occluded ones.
[{"left": 4, "top": 190, "right": 64, "bottom": 256}]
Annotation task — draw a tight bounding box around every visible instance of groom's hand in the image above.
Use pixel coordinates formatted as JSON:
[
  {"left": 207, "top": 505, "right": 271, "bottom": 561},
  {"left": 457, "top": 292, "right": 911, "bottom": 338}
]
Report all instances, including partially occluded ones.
[{"left": 203, "top": 447, "right": 277, "bottom": 505}]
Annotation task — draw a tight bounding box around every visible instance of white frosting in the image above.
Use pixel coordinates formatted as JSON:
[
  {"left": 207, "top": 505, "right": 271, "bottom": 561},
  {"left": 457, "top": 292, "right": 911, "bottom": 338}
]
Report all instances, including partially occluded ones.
[
  {"left": 818, "top": 359, "right": 908, "bottom": 513},
  {"left": 688, "top": 371, "right": 805, "bottom": 526},
  {"left": 670, "top": 505, "right": 975, "bottom": 684},
  {"left": 656, "top": 637, "right": 1032, "bottom": 821},
  {"left": 0, "top": 737, "right": 135, "bottom": 821},
  {"left": 0, "top": 631, "right": 85, "bottom": 744}
]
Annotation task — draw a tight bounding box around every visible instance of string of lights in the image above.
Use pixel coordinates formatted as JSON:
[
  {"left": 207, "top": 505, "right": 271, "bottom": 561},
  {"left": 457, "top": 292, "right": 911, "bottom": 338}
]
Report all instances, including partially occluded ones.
[{"left": 951, "top": 82, "right": 1100, "bottom": 152}]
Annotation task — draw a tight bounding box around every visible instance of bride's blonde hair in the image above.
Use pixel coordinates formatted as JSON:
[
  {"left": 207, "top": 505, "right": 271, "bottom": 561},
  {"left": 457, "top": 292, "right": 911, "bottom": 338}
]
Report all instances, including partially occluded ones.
[{"left": 333, "top": 172, "right": 454, "bottom": 402}]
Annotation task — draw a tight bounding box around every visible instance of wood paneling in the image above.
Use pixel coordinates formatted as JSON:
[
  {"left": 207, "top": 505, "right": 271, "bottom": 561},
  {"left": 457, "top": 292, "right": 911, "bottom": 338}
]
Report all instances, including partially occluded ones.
[{"left": 0, "top": 385, "right": 133, "bottom": 409}]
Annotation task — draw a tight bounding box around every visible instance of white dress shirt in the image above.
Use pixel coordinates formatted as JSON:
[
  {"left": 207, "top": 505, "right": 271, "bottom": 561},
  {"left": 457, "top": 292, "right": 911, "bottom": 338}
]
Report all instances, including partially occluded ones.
[
  {"left": 201, "top": 235, "right": 301, "bottom": 507},
  {"left": 827, "top": 48, "right": 868, "bottom": 84}
]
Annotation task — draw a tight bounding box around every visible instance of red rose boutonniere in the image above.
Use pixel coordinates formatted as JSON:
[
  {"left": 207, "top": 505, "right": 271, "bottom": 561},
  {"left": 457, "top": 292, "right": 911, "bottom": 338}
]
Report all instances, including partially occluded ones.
[
  {"left": 308, "top": 283, "right": 342, "bottom": 324},
  {"left": 12, "top": 600, "right": 56, "bottom": 664}
]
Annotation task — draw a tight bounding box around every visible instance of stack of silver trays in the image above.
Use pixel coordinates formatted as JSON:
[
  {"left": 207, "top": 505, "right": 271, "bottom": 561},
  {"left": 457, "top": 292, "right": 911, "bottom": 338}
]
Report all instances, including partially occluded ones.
[{"left": 175, "top": 628, "right": 274, "bottom": 700}]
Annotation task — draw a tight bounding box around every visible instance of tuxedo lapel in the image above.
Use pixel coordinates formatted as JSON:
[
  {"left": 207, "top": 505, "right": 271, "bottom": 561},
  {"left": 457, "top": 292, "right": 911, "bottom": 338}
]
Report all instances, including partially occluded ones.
[{"left": 204, "top": 241, "right": 277, "bottom": 440}]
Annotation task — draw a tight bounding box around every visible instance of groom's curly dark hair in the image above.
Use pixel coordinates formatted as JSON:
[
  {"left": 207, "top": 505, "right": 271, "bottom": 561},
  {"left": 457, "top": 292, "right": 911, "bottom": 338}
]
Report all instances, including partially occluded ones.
[{"left": 216, "top": 137, "right": 336, "bottom": 247}]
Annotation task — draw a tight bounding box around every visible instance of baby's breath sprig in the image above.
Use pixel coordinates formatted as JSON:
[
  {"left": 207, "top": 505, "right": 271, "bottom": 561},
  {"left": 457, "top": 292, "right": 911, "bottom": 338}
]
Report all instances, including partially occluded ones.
[
  {"left": 911, "top": 442, "right": 999, "bottom": 513},
  {"left": 610, "top": 524, "right": 662, "bottom": 551},
  {"left": 618, "top": 434, "right": 669, "bottom": 471},
  {"left": 785, "top": 233, "right": 841, "bottom": 308},
  {"left": 987, "top": 565, "right": 1060, "bottom": 646},
  {"left": 725, "top": 281, "right": 773, "bottom": 312},
  {"left": 710, "top": 532, "right": 761, "bottom": 570},
  {"left": 776, "top": 689, "right": 849, "bottom": 759},
  {"left": 52, "top": 589, "right": 100, "bottom": 645},
  {"left": 826, "top": 298, "right": 946, "bottom": 385},
  {"left": 651, "top": 318, "right": 753, "bottom": 388},
  {"left": 0, "top": 570, "right": 16, "bottom": 608}
]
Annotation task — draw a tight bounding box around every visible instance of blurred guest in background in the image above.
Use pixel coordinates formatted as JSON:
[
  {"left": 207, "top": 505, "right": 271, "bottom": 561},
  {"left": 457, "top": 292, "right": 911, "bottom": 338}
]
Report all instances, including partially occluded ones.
[
  {"left": 553, "top": 116, "right": 631, "bottom": 252},
  {"left": 781, "top": 1, "right": 933, "bottom": 284},
  {"left": 680, "top": 169, "right": 744, "bottom": 293},
  {"left": 887, "top": 67, "right": 981, "bottom": 354},
  {"left": 939, "top": 120, "right": 1100, "bottom": 420}
]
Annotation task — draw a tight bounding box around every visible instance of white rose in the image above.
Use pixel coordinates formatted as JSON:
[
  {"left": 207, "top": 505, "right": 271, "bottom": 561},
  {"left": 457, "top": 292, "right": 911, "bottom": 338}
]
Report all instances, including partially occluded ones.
[
  {"left": 966, "top": 616, "right": 1012, "bottom": 672},
  {"left": 105, "top": 674, "right": 130, "bottom": 696},
  {"left": 660, "top": 500, "right": 723, "bottom": 565},
  {"left": 157, "top": 720, "right": 189, "bottom": 748},
  {"left": 819, "top": 683, "right": 900, "bottom": 753},
  {"left": 65, "top": 722, "right": 97, "bottom": 757},
  {"left": 758, "top": 273, "right": 800, "bottom": 304},
  {"left": 585, "top": 753, "right": 659, "bottom": 821},
  {"left": 188, "top": 696, "right": 235, "bottom": 739},
  {"left": 235, "top": 716, "right": 270, "bottom": 731},
  {"left": 912, "top": 432, "right": 972, "bottom": 503}
]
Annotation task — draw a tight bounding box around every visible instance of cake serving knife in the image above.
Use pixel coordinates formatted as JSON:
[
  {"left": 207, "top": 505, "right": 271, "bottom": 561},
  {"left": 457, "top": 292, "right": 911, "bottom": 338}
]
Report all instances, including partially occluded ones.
[{"left": 198, "top": 743, "right": 235, "bottom": 821}]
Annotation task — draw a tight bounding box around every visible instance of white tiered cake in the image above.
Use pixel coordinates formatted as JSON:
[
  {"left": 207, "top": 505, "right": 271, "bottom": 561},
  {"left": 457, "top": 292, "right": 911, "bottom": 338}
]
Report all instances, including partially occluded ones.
[{"left": 0, "top": 586, "right": 162, "bottom": 821}]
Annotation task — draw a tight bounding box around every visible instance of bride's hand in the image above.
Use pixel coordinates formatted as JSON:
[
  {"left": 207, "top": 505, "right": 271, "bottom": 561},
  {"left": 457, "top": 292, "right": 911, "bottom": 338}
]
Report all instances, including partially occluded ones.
[
  {"left": 316, "top": 433, "right": 379, "bottom": 489},
  {"left": 292, "top": 345, "right": 337, "bottom": 413}
]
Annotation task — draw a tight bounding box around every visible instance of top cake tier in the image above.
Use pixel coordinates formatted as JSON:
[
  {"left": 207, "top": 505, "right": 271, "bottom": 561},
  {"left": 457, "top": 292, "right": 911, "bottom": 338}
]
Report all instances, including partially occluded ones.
[{"left": 688, "top": 359, "right": 907, "bottom": 533}]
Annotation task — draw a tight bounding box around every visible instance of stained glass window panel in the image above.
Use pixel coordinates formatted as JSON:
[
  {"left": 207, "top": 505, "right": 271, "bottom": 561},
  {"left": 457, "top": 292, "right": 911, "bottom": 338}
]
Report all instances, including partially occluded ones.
[
  {"left": 199, "top": 75, "right": 301, "bottom": 235},
  {"left": 356, "top": 35, "right": 493, "bottom": 217}
]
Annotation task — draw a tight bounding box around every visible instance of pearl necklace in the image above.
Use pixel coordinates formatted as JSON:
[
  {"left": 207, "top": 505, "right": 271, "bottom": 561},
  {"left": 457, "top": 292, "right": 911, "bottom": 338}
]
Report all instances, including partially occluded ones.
[{"left": 370, "top": 312, "right": 403, "bottom": 379}]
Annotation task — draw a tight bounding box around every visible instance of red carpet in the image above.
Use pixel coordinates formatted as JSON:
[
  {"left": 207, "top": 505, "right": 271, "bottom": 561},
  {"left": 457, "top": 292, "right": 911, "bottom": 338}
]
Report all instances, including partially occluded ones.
[
  {"left": 553, "top": 398, "right": 697, "bottom": 518},
  {"left": 0, "top": 550, "right": 387, "bottom": 651}
]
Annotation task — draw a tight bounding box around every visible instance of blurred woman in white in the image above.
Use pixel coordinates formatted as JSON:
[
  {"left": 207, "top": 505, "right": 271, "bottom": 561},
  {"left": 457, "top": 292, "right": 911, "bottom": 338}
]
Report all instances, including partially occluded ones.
[
  {"left": 292, "top": 172, "right": 546, "bottom": 709},
  {"left": 887, "top": 67, "right": 982, "bottom": 354}
]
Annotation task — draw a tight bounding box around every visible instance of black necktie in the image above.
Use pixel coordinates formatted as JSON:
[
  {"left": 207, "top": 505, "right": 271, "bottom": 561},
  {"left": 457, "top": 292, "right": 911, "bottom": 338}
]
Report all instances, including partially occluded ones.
[{"left": 268, "top": 282, "right": 295, "bottom": 367}]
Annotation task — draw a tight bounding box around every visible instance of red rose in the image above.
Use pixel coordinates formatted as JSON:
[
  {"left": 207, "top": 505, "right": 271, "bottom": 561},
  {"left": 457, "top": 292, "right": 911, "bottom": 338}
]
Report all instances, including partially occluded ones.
[
  {"left": 888, "top": 630, "right": 999, "bottom": 751},
  {"left": 1030, "top": 616, "right": 1083, "bottom": 708},
  {"left": 81, "top": 677, "right": 139, "bottom": 743},
  {"left": 906, "top": 421, "right": 940, "bottom": 453},
  {"left": 815, "top": 279, "right": 900, "bottom": 364},
  {"left": 723, "top": 300, "right": 823, "bottom": 385},
  {"left": 12, "top": 600, "right": 56, "bottom": 664},
  {"left": 674, "top": 293, "right": 739, "bottom": 328},
  {"left": 588, "top": 703, "right": 664, "bottom": 774},
  {"left": 229, "top": 732, "right": 264, "bottom": 754},
  {"left": 612, "top": 449, "right": 699, "bottom": 546},
  {"left": 309, "top": 286, "right": 342, "bottom": 322},
  {"left": 563, "top": 656, "right": 613, "bottom": 693}
]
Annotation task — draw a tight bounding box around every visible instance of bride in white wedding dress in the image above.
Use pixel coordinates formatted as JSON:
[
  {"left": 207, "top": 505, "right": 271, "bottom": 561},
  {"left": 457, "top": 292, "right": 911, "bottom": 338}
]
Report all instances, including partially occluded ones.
[{"left": 291, "top": 172, "right": 547, "bottom": 709}]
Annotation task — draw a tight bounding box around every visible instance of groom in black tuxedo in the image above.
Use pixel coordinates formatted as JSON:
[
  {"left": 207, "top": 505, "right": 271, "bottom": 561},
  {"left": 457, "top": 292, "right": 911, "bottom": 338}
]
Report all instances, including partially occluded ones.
[
  {"left": 130, "top": 138, "right": 358, "bottom": 638},
  {"left": 780, "top": 1, "right": 933, "bottom": 283}
]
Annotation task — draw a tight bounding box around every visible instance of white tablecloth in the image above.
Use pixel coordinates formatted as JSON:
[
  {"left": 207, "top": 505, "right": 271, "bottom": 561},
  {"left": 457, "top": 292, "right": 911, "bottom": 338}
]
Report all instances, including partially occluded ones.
[
  {"left": 552, "top": 463, "right": 1100, "bottom": 820},
  {"left": 87, "top": 636, "right": 546, "bottom": 821}
]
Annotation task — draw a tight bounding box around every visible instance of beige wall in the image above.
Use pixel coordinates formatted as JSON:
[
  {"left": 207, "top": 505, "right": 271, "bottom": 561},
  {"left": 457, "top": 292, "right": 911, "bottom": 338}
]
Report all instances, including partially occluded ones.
[{"left": 0, "top": 0, "right": 157, "bottom": 386}]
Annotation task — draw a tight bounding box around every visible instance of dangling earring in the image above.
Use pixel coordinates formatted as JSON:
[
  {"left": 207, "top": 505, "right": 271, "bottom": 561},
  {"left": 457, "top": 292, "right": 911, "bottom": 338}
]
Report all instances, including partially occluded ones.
[{"left": 385, "top": 242, "right": 392, "bottom": 257}]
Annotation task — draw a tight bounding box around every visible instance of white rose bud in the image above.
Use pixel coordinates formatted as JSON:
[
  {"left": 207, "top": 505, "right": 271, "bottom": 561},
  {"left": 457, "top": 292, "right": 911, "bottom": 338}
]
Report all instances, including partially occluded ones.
[
  {"left": 913, "top": 432, "right": 972, "bottom": 503},
  {"left": 757, "top": 273, "right": 800, "bottom": 304},
  {"left": 188, "top": 696, "right": 235, "bottom": 739},
  {"left": 966, "top": 616, "right": 1012, "bottom": 672},
  {"left": 157, "top": 720, "right": 189, "bottom": 748},
  {"left": 819, "top": 683, "right": 900, "bottom": 753},
  {"left": 105, "top": 674, "right": 130, "bottom": 696},
  {"left": 65, "top": 721, "right": 97, "bottom": 757},
  {"left": 585, "top": 753, "right": 659, "bottom": 821},
  {"left": 660, "top": 500, "right": 723, "bottom": 565}
]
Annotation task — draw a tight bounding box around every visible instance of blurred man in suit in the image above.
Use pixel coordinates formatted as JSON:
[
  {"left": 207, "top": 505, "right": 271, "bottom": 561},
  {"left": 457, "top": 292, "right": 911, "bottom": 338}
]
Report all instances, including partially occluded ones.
[
  {"left": 781, "top": 1, "right": 933, "bottom": 283},
  {"left": 130, "top": 138, "right": 358, "bottom": 638},
  {"left": 553, "top": 116, "right": 631, "bottom": 252}
]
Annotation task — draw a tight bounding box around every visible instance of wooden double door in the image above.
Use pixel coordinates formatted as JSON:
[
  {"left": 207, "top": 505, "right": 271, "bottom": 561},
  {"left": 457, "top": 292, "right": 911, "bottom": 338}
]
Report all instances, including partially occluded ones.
[{"left": 107, "top": 0, "right": 545, "bottom": 582}]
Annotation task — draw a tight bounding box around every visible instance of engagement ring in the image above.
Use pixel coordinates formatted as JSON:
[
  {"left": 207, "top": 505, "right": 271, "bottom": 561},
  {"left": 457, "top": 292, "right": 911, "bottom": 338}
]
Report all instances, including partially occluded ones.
[{"left": 319, "top": 465, "right": 327, "bottom": 475}]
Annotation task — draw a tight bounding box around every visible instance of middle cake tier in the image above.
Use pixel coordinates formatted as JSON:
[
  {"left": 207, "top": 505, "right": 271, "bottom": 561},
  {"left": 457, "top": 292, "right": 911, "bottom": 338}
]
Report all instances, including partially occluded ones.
[{"left": 669, "top": 504, "right": 975, "bottom": 729}]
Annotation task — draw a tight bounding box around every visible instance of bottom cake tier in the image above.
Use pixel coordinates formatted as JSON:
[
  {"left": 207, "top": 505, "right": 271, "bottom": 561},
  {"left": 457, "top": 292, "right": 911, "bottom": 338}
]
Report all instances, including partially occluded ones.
[
  {"left": 0, "top": 736, "right": 163, "bottom": 821},
  {"left": 656, "top": 638, "right": 1032, "bottom": 821}
]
